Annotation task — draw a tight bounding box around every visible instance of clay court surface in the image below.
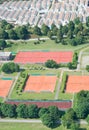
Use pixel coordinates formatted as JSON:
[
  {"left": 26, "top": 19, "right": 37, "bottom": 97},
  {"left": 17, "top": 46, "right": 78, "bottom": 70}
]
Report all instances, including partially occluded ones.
[
  {"left": 66, "top": 76, "right": 89, "bottom": 93},
  {"left": 24, "top": 76, "right": 57, "bottom": 92},
  {"left": 0, "top": 80, "right": 13, "bottom": 97},
  {"left": 14, "top": 51, "right": 73, "bottom": 64}
]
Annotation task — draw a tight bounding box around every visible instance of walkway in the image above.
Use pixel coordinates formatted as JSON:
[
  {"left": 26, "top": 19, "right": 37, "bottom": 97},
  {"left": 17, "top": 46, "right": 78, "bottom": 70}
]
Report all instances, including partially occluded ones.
[
  {"left": 7, "top": 72, "right": 20, "bottom": 99},
  {"left": 55, "top": 70, "right": 64, "bottom": 99}
]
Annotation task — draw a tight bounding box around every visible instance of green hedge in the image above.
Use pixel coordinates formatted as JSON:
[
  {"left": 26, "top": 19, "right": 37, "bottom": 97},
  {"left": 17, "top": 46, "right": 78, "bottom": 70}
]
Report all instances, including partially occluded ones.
[
  {"left": 15, "top": 71, "right": 28, "bottom": 93},
  {"left": 60, "top": 73, "right": 68, "bottom": 93}
]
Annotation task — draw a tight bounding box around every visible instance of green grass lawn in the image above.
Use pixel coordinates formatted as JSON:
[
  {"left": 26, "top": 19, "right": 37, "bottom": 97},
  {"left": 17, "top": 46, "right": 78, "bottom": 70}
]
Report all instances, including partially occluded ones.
[
  {"left": 58, "top": 92, "right": 73, "bottom": 100},
  {"left": 0, "top": 123, "right": 88, "bottom": 130},
  {"left": 4, "top": 39, "right": 89, "bottom": 53}
]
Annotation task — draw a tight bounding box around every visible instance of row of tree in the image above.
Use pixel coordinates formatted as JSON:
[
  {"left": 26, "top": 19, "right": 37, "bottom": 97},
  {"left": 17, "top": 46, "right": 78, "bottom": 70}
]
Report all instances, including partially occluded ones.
[{"left": 0, "top": 102, "right": 81, "bottom": 129}]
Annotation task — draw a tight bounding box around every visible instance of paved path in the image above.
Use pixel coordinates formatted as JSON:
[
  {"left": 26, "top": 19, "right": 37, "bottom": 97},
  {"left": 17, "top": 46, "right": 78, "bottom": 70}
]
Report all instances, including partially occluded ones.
[
  {"left": 55, "top": 70, "right": 64, "bottom": 100},
  {"left": 7, "top": 72, "right": 20, "bottom": 99},
  {"left": 0, "top": 118, "right": 88, "bottom": 125},
  {"left": 0, "top": 119, "right": 42, "bottom": 123},
  {"left": 6, "top": 37, "right": 49, "bottom": 42},
  {"left": 77, "top": 45, "right": 89, "bottom": 70}
]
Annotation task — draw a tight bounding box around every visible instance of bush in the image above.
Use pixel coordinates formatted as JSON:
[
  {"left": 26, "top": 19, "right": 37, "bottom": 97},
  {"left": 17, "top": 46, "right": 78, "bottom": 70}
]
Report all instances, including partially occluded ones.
[
  {"left": 86, "top": 65, "right": 89, "bottom": 72},
  {"left": 60, "top": 73, "right": 68, "bottom": 93},
  {"left": 45, "top": 60, "right": 59, "bottom": 68},
  {"left": 2, "top": 62, "right": 19, "bottom": 73}
]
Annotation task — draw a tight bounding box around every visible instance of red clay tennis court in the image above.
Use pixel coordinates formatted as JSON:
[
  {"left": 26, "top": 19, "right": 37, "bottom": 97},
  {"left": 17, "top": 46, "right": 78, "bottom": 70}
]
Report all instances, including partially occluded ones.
[
  {"left": 0, "top": 80, "right": 13, "bottom": 97},
  {"left": 14, "top": 51, "right": 73, "bottom": 64},
  {"left": 66, "top": 76, "right": 89, "bottom": 93},
  {"left": 24, "top": 76, "right": 57, "bottom": 92}
]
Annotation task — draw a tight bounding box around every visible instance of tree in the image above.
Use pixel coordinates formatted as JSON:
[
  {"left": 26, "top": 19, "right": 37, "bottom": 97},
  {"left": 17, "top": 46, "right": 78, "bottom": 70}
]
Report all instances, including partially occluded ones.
[
  {"left": 86, "top": 65, "right": 89, "bottom": 72},
  {"left": 27, "top": 104, "right": 39, "bottom": 118},
  {"left": 16, "top": 104, "right": 28, "bottom": 118},
  {"left": 33, "top": 26, "right": 42, "bottom": 35},
  {"left": 75, "top": 36, "right": 83, "bottom": 45},
  {"left": 74, "top": 17, "right": 80, "bottom": 25},
  {"left": 45, "top": 60, "right": 59, "bottom": 68},
  {"left": 52, "top": 26, "right": 58, "bottom": 35},
  {"left": 39, "top": 107, "right": 49, "bottom": 118},
  {"left": 68, "top": 21, "right": 75, "bottom": 31},
  {"left": 82, "top": 28, "right": 88, "bottom": 36},
  {"left": 69, "top": 39, "right": 77, "bottom": 46},
  {"left": 70, "top": 122, "right": 80, "bottom": 130},
  {"left": 61, "top": 108, "right": 76, "bottom": 129},
  {"left": 15, "top": 25, "right": 29, "bottom": 39},
  {"left": 78, "top": 23, "right": 83, "bottom": 31},
  {"left": 74, "top": 27, "right": 79, "bottom": 35},
  {"left": 6, "top": 23, "right": 13, "bottom": 30},
  {"left": 0, "top": 20, "right": 8, "bottom": 29},
  {"left": 74, "top": 91, "right": 89, "bottom": 119},
  {"left": 67, "top": 30, "right": 73, "bottom": 39},
  {"left": 41, "top": 24, "right": 50, "bottom": 35},
  {"left": 62, "top": 25, "right": 68, "bottom": 35},
  {"left": 57, "top": 30, "right": 63, "bottom": 41},
  {"left": 2, "top": 62, "right": 20, "bottom": 73},
  {"left": 1, "top": 103, "right": 16, "bottom": 118},
  {"left": 51, "top": 23, "right": 57, "bottom": 31},
  {"left": 8, "top": 29, "right": 17, "bottom": 39},
  {"left": 86, "top": 16, "right": 89, "bottom": 27},
  {"left": 86, "top": 114, "right": 89, "bottom": 124},
  {"left": 42, "top": 113, "right": 58, "bottom": 128},
  {"left": 0, "top": 29, "right": 8, "bottom": 39},
  {"left": 47, "top": 31, "right": 53, "bottom": 39},
  {"left": 0, "top": 39, "right": 7, "bottom": 50}
]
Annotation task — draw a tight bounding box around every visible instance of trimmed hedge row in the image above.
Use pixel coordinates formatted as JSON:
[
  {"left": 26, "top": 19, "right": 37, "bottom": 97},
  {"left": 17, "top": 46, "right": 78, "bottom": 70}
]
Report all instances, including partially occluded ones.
[
  {"left": 60, "top": 73, "right": 68, "bottom": 93},
  {"left": 15, "top": 71, "right": 28, "bottom": 94}
]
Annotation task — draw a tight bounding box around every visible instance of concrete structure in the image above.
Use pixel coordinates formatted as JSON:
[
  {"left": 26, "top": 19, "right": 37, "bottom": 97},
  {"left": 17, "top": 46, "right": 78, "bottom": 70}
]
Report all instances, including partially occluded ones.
[{"left": 0, "top": 52, "right": 12, "bottom": 61}]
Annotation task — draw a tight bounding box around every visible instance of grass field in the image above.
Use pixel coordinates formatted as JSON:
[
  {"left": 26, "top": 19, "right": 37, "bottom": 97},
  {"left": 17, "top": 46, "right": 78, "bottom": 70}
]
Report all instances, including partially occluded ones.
[
  {"left": 0, "top": 123, "right": 88, "bottom": 130},
  {"left": 4, "top": 40, "right": 89, "bottom": 52}
]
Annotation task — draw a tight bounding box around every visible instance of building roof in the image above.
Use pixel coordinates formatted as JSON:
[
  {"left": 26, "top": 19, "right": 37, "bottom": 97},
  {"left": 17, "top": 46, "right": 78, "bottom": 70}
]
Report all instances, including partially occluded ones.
[{"left": 0, "top": 52, "right": 11, "bottom": 57}]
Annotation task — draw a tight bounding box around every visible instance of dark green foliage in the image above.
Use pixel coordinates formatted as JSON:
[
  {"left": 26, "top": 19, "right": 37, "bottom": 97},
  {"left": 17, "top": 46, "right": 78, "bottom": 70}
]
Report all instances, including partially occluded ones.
[
  {"left": 74, "top": 17, "right": 80, "bottom": 25},
  {"left": 41, "top": 24, "right": 50, "bottom": 35},
  {"left": 74, "top": 91, "right": 89, "bottom": 119},
  {"left": 16, "top": 104, "right": 28, "bottom": 118},
  {"left": 78, "top": 23, "right": 84, "bottom": 31},
  {"left": 45, "top": 60, "right": 59, "bottom": 68},
  {"left": 67, "top": 30, "right": 73, "bottom": 39},
  {"left": 27, "top": 104, "right": 39, "bottom": 118},
  {"left": 68, "top": 21, "right": 75, "bottom": 31},
  {"left": 68, "top": 53, "right": 78, "bottom": 69},
  {"left": 86, "top": 114, "right": 89, "bottom": 124},
  {"left": 47, "top": 31, "right": 53, "bottom": 39},
  {"left": 8, "top": 29, "right": 17, "bottom": 39},
  {"left": 86, "top": 65, "right": 89, "bottom": 72},
  {"left": 33, "top": 26, "right": 42, "bottom": 35},
  {"left": 60, "top": 73, "right": 68, "bottom": 92},
  {"left": 61, "top": 108, "right": 77, "bottom": 129},
  {"left": 62, "top": 25, "right": 68, "bottom": 35},
  {"left": 1, "top": 103, "right": 16, "bottom": 118},
  {"left": 70, "top": 122, "right": 80, "bottom": 130},
  {"left": 2, "top": 62, "right": 19, "bottom": 73},
  {"left": 0, "top": 29, "right": 8, "bottom": 39},
  {"left": 41, "top": 106, "right": 61, "bottom": 128},
  {"left": 0, "top": 39, "right": 7, "bottom": 49},
  {"left": 39, "top": 107, "right": 49, "bottom": 117},
  {"left": 86, "top": 16, "right": 89, "bottom": 27},
  {"left": 15, "top": 25, "right": 29, "bottom": 39},
  {"left": 57, "top": 30, "right": 63, "bottom": 41}
]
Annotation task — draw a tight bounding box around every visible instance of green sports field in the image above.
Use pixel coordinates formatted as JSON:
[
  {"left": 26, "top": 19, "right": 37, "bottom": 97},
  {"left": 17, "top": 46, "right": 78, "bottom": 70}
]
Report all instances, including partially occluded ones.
[{"left": 4, "top": 39, "right": 89, "bottom": 52}]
